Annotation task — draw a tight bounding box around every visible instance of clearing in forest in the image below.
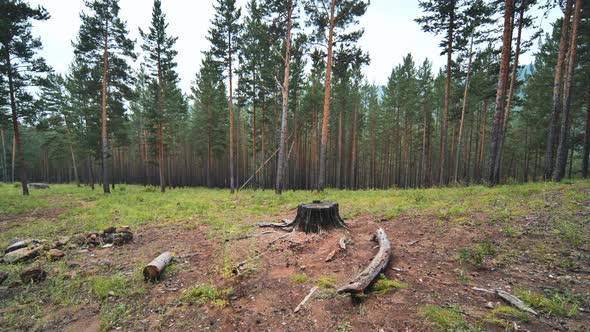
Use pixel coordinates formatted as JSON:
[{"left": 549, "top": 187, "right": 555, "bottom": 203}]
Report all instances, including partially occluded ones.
[{"left": 0, "top": 181, "right": 589, "bottom": 331}]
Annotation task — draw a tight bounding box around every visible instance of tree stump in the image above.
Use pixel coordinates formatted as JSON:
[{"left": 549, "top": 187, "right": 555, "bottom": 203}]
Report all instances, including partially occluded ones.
[{"left": 291, "top": 200, "right": 347, "bottom": 234}]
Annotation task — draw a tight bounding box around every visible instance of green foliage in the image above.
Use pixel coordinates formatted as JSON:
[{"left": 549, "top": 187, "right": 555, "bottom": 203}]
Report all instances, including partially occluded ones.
[
  {"left": 91, "top": 274, "right": 143, "bottom": 301},
  {"left": 180, "top": 284, "right": 233, "bottom": 307}
]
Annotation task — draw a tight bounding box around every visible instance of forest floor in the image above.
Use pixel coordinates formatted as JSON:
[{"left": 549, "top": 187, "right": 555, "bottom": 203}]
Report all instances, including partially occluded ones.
[{"left": 0, "top": 181, "right": 589, "bottom": 332}]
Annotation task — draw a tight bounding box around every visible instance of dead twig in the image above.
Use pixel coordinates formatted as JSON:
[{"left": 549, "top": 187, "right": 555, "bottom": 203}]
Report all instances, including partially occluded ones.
[{"left": 294, "top": 286, "right": 318, "bottom": 313}]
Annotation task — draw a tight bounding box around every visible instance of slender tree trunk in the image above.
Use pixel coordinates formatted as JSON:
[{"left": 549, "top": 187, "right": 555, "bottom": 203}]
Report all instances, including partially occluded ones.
[
  {"left": 553, "top": 0, "right": 582, "bottom": 182},
  {"left": 252, "top": 100, "right": 257, "bottom": 188},
  {"left": 350, "top": 100, "right": 358, "bottom": 189},
  {"left": 568, "top": 144, "right": 574, "bottom": 179},
  {"left": 276, "top": 1, "right": 293, "bottom": 194},
  {"left": 157, "top": 58, "right": 166, "bottom": 193},
  {"left": 6, "top": 52, "right": 29, "bottom": 195},
  {"left": 65, "top": 123, "right": 80, "bottom": 187},
  {"left": 503, "top": 5, "right": 524, "bottom": 132},
  {"left": 101, "top": 16, "right": 110, "bottom": 194},
  {"left": 207, "top": 103, "right": 212, "bottom": 188},
  {"left": 544, "top": 0, "right": 573, "bottom": 180},
  {"left": 487, "top": 0, "right": 514, "bottom": 186},
  {"left": 0, "top": 128, "right": 7, "bottom": 182},
  {"left": 440, "top": 0, "right": 455, "bottom": 186},
  {"left": 454, "top": 34, "right": 474, "bottom": 183},
  {"left": 228, "top": 33, "right": 235, "bottom": 193},
  {"left": 337, "top": 102, "right": 343, "bottom": 189},
  {"left": 11, "top": 133, "right": 16, "bottom": 182},
  {"left": 583, "top": 93, "right": 590, "bottom": 178},
  {"left": 318, "top": 0, "right": 336, "bottom": 191}
]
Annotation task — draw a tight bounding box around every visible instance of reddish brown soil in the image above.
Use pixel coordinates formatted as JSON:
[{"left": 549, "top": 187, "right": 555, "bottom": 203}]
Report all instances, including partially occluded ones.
[{"left": 34, "top": 208, "right": 589, "bottom": 332}]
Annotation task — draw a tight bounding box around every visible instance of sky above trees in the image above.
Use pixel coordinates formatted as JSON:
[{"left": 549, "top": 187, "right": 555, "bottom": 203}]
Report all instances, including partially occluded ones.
[{"left": 29, "top": 0, "right": 560, "bottom": 93}]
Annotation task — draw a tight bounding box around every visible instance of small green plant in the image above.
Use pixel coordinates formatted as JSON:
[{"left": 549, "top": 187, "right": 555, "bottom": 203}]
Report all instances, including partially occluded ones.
[
  {"left": 91, "top": 274, "right": 132, "bottom": 301},
  {"left": 290, "top": 273, "right": 310, "bottom": 284},
  {"left": 180, "top": 284, "right": 233, "bottom": 307},
  {"left": 317, "top": 275, "right": 337, "bottom": 288},
  {"left": 483, "top": 306, "right": 528, "bottom": 328},
  {"left": 335, "top": 321, "right": 353, "bottom": 332},
  {"left": 100, "top": 302, "right": 135, "bottom": 331},
  {"left": 456, "top": 269, "right": 470, "bottom": 284},
  {"left": 516, "top": 288, "right": 579, "bottom": 318},
  {"left": 370, "top": 274, "right": 408, "bottom": 294},
  {"left": 419, "top": 305, "right": 473, "bottom": 331}
]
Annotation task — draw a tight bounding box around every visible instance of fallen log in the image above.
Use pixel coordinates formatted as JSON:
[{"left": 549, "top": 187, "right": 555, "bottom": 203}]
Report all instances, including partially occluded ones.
[
  {"left": 143, "top": 251, "right": 173, "bottom": 281},
  {"left": 294, "top": 286, "right": 318, "bottom": 313},
  {"left": 337, "top": 228, "right": 392, "bottom": 294},
  {"left": 27, "top": 183, "right": 50, "bottom": 189}
]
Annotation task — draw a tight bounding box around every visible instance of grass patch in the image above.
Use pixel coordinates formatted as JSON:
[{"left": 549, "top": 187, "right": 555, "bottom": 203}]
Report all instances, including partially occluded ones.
[
  {"left": 516, "top": 288, "right": 579, "bottom": 318},
  {"left": 483, "top": 306, "right": 528, "bottom": 328},
  {"left": 179, "top": 284, "right": 233, "bottom": 307},
  {"left": 317, "top": 275, "right": 337, "bottom": 288},
  {"left": 91, "top": 273, "right": 143, "bottom": 301},
  {"left": 370, "top": 274, "right": 407, "bottom": 294},
  {"left": 289, "top": 273, "right": 310, "bottom": 284},
  {"left": 419, "top": 305, "right": 476, "bottom": 331}
]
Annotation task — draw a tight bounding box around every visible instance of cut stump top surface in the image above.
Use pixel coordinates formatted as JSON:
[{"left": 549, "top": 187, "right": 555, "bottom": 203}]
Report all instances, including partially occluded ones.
[{"left": 299, "top": 200, "right": 338, "bottom": 209}]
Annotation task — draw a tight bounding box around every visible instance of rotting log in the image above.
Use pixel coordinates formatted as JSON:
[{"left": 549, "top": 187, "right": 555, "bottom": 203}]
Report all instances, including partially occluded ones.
[
  {"left": 143, "top": 251, "right": 173, "bottom": 281},
  {"left": 337, "top": 228, "right": 392, "bottom": 294}
]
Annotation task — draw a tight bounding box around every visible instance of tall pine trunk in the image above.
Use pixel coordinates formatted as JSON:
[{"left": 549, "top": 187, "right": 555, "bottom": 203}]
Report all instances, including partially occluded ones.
[
  {"left": 157, "top": 60, "right": 166, "bottom": 193},
  {"left": 101, "top": 16, "right": 110, "bottom": 194},
  {"left": 228, "top": 33, "right": 235, "bottom": 193},
  {"left": 544, "top": 0, "right": 573, "bottom": 179},
  {"left": 65, "top": 124, "right": 80, "bottom": 187},
  {"left": 6, "top": 52, "right": 29, "bottom": 195},
  {"left": 275, "top": 1, "right": 293, "bottom": 194},
  {"left": 553, "top": 0, "right": 581, "bottom": 181},
  {"left": 454, "top": 34, "right": 473, "bottom": 183},
  {"left": 439, "top": 0, "right": 455, "bottom": 186},
  {"left": 583, "top": 93, "right": 590, "bottom": 179},
  {"left": 0, "top": 127, "right": 7, "bottom": 182},
  {"left": 487, "top": 0, "right": 513, "bottom": 186},
  {"left": 318, "top": 0, "right": 336, "bottom": 191}
]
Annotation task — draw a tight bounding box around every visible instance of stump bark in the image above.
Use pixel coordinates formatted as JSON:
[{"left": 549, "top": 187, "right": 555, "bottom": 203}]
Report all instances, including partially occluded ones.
[{"left": 291, "top": 200, "right": 347, "bottom": 233}]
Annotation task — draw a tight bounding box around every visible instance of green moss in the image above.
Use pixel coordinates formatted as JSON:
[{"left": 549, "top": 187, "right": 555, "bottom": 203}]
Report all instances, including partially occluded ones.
[
  {"left": 316, "top": 275, "right": 337, "bottom": 288},
  {"left": 290, "top": 273, "right": 310, "bottom": 284},
  {"left": 370, "top": 274, "right": 408, "bottom": 294}
]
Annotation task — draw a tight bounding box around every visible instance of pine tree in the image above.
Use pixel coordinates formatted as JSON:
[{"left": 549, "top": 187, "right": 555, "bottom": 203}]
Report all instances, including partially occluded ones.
[
  {"left": 305, "top": 0, "right": 369, "bottom": 190},
  {"left": 487, "top": 0, "right": 514, "bottom": 185},
  {"left": 140, "top": 0, "right": 179, "bottom": 193},
  {"left": 191, "top": 53, "right": 228, "bottom": 188},
  {"left": 72, "top": 0, "right": 135, "bottom": 193},
  {"left": 416, "top": 0, "right": 463, "bottom": 185},
  {"left": 0, "top": 0, "right": 50, "bottom": 195},
  {"left": 207, "top": 0, "right": 241, "bottom": 193}
]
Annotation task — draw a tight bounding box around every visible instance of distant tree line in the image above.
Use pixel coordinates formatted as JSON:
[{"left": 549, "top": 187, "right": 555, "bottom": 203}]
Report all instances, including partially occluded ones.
[{"left": 1, "top": 0, "right": 589, "bottom": 195}]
